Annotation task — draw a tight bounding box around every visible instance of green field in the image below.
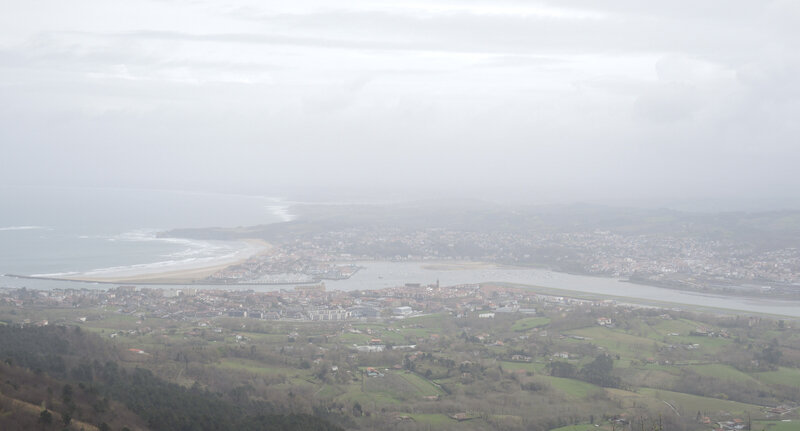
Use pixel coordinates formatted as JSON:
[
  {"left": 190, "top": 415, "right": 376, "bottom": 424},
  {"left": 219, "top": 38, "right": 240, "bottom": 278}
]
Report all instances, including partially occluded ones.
[
  {"left": 499, "top": 360, "right": 547, "bottom": 373},
  {"left": 544, "top": 376, "right": 601, "bottom": 399},
  {"left": 650, "top": 318, "right": 705, "bottom": 337},
  {"left": 334, "top": 369, "right": 444, "bottom": 406},
  {"left": 215, "top": 358, "right": 296, "bottom": 377},
  {"left": 406, "top": 413, "right": 454, "bottom": 427},
  {"left": 567, "top": 326, "right": 662, "bottom": 359},
  {"left": 3, "top": 292, "right": 799, "bottom": 431},
  {"left": 638, "top": 388, "right": 764, "bottom": 416},
  {"left": 397, "top": 371, "right": 445, "bottom": 396},
  {"left": 689, "top": 363, "right": 763, "bottom": 385},
  {"left": 624, "top": 366, "right": 681, "bottom": 388},
  {"left": 511, "top": 316, "right": 550, "bottom": 332},
  {"left": 753, "top": 420, "right": 800, "bottom": 431},
  {"left": 549, "top": 424, "right": 610, "bottom": 431},
  {"left": 755, "top": 367, "right": 800, "bottom": 387},
  {"left": 235, "top": 331, "right": 292, "bottom": 344}
]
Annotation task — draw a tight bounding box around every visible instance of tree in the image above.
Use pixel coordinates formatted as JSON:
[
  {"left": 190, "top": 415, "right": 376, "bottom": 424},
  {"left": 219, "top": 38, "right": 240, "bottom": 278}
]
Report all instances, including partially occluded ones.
[
  {"left": 758, "top": 339, "right": 782, "bottom": 367},
  {"left": 39, "top": 409, "right": 53, "bottom": 425},
  {"left": 548, "top": 361, "right": 576, "bottom": 378},
  {"left": 62, "top": 384, "right": 73, "bottom": 403},
  {"left": 580, "top": 354, "right": 620, "bottom": 388}
]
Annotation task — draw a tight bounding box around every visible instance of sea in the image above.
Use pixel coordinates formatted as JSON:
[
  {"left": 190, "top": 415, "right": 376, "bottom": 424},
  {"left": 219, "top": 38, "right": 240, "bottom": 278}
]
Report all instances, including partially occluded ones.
[{"left": 0, "top": 186, "right": 290, "bottom": 282}]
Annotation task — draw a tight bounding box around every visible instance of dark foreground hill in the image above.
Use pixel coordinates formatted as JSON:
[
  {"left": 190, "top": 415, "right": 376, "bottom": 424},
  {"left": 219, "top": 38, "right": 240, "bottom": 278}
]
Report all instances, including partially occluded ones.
[{"left": 0, "top": 325, "right": 344, "bottom": 431}]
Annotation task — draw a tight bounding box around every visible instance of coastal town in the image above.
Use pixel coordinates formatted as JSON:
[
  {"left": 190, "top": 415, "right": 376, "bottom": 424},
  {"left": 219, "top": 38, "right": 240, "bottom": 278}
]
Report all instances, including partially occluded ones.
[
  {"left": 202, "top": 223, "right": 800, "bottom": 298},
  {"left": 0, "top": 282, "right": 584, "bottom": 325}
]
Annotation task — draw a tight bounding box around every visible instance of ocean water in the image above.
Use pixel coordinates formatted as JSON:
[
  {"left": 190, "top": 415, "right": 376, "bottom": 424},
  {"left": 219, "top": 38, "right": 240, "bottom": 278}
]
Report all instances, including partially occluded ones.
[{"left": 0, "top": 186, "right": 290, "bottom": 278}]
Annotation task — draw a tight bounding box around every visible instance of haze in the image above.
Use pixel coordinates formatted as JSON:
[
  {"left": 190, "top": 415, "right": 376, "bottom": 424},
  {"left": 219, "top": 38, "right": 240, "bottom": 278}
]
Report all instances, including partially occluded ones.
[{"left": 2, "top": 1, "right": 799, "bottom": 208}]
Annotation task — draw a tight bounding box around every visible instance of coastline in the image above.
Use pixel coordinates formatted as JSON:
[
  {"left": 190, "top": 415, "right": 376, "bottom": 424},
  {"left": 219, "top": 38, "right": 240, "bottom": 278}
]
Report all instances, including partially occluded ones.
[{"left": 48, "top": 238, "right": 271, "bottom": 284}]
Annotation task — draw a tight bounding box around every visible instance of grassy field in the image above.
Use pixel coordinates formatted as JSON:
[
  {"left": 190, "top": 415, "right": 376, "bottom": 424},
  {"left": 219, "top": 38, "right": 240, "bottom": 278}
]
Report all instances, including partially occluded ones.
[
  {"left": 549, "top": 424, "right": 610, "bottom": 431},
  {"left": 406, "top": 413, "right": 454, "bottom": 427},
  {"left": 333, "top": 369, "right": 444, "bottom": 406},
  {"left": 544, "top": 376, "right": 601, "bottom": 399},
  {"left": 623, "top": 366, "right": 681, "bottom": 388},
  {"left": 396, "top": 371, "right": 446, "bottom": 396},
  {"left": 3, "top": 296, "right": 799, "bottom": 431},
  {"left": 342, "top": 322, "right": 435, "bottom": 344},
  {"left": 754, "top": 367, "right": 800, "bottom": 387},
  {"left": 753, "top": 420, "right": 800, "bottom": 431},
  {"left": 511, "top": 316, "right": 550, "bottom": 332},
  {"left": 689, "top": 363, "right": 763, "bottom": 385},
  {"left": 499, "top": 360, "right": 547, "bottom": 373},
  {"left": 650, "top": 318, "right": 706, "bottom": 337},
  {"left": 637, "top": 388, "right": 765, "bottom": 417},
  {"left": 215, "top": 357, "right": 296, "bottom": 376},
  {"left": 567, "top": 326, "right": 662, "bottom": 359},
  {"left": 337, "top": 377, "right": 406, "bottom": 406},
  {"left": 606, "top": 386, "right": 766, "bottom": 420},
  {"left": 235, "top": 331, "right": 292, "bottom": 344}
]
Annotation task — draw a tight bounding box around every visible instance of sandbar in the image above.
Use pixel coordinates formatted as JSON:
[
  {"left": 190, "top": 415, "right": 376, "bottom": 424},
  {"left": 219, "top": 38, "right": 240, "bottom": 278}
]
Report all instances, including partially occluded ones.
[{"left": 59, "top": 238, "right": 271, "bottom": 284}]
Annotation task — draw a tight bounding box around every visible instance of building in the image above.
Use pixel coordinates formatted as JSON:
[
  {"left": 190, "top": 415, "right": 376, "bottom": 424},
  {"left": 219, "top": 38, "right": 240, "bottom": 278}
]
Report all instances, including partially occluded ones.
[
  {"left": 393, "top": 306, "right": 413, "bottom": 316},
  {"left": 349, "top": 306, "right": 380, "bottom": 318}
]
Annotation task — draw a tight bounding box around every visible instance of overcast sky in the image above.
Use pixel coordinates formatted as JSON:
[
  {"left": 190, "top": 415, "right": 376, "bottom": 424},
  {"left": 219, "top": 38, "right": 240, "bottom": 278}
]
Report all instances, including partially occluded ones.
[{"left": 2, "top": 1, "right": 799, "bottom": 207}]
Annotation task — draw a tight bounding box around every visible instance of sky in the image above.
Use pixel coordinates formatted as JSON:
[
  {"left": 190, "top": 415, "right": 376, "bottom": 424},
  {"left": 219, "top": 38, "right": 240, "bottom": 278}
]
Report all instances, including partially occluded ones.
[{"left": 1, "top": 1, "right": 799, "bottom": 207}]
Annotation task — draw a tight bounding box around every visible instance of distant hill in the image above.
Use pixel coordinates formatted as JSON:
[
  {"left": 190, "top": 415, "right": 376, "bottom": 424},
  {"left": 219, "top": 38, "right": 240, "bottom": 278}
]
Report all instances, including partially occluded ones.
[{"left": 163, "top": 201, "right": 800, "bottom": 247}]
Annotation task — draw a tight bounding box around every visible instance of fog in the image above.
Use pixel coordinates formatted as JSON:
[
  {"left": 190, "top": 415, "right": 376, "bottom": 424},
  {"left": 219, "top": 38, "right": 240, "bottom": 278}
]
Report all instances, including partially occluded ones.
[{"left": 2, "top": 1, "right": 799, "bottom": 208}]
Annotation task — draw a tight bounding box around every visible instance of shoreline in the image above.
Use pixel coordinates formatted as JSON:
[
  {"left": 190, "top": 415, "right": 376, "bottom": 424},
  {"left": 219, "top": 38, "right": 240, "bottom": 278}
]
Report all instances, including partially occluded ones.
[
  {"left": 492, "top": 282, "right": 800, "bottom": 320},
  {"left": 488, "top": 262, "right": 800, "bottom": 301},
  {"left": 33, "top": 238, "right": 273, "bottom": 285},
  {"left": 3, "top": 273, "right": 319, "bottom": 287}
]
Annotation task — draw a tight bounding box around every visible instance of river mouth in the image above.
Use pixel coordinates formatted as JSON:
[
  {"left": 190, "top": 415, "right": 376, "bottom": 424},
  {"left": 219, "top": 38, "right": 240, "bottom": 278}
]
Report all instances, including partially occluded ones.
[
  {"left": 322, "top": 260, "right": 800, "bottom": 318},
  {"left": 4, "top": 259, "right": 800, "bottom": 318}
]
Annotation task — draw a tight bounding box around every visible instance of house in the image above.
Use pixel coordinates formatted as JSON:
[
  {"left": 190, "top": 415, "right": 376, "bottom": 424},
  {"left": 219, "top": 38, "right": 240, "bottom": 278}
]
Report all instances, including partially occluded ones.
[
  {"left": 393, "top": 306, "right": 413, "bottom": 316},
  {"left": 596, "top": 317, "right": 613, "bottom": 327},
  {"left": 365, "top": 367, "right": 384, "bottom": 377}
]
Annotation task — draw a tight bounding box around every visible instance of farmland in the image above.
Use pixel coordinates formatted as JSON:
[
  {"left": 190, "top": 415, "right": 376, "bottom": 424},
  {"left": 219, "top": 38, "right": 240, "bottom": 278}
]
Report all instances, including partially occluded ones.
[{"left": 1, "top": 286, "right": 798, "bottom": 431}]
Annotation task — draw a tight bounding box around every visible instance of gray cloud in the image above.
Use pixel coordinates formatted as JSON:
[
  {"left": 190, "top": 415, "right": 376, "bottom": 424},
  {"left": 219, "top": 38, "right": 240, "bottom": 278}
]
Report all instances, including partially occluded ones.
[{"left": 1, "top": 0, "right": 798, "bottom": 208}]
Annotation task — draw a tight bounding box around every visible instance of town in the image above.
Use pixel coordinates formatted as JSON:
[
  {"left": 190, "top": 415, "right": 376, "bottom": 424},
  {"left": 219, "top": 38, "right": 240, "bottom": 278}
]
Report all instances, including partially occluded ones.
[
  {"left": 168, "top": 206, "right": 800, "bottom": 299},
  {"left": 0, "top": 281, "right": 587, "bottom": 324}
]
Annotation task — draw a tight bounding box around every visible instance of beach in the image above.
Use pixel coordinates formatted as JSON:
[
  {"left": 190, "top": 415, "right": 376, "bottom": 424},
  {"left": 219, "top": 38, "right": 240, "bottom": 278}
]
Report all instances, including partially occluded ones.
[{"left": 57, "top": 239, "right": 271, "bottom": 284}]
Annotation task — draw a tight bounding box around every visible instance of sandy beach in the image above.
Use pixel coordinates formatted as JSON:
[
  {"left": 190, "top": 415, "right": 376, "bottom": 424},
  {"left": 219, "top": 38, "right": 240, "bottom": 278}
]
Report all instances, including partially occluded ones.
[{"left": 59, "top": 238, "right": 271, "bottom": 284}]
